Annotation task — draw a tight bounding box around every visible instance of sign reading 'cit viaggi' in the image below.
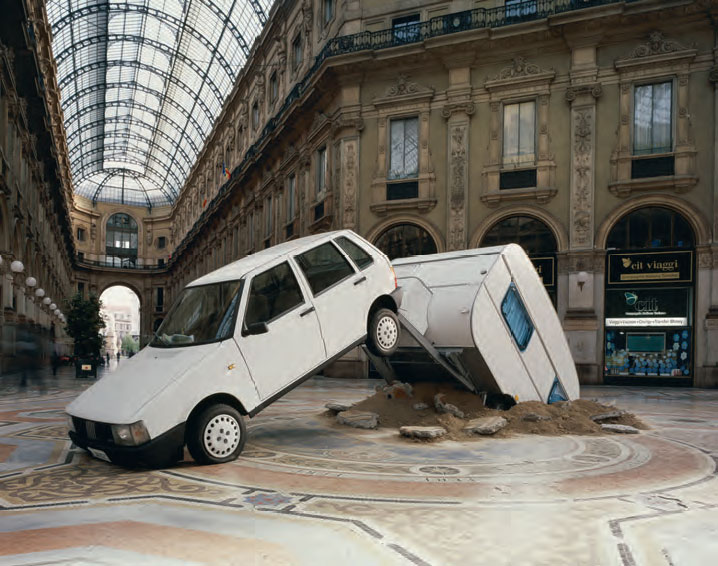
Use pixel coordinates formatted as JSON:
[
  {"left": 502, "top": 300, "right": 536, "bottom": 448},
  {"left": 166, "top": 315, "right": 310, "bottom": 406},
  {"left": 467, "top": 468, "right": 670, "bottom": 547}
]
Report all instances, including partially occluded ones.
[{"left": 607, "top": 250, "right": 693, "bottom": 286}]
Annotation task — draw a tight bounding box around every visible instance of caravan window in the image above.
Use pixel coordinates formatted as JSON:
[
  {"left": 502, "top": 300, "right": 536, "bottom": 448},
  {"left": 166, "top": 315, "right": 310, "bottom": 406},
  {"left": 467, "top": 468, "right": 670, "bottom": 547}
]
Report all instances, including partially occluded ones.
[{"left": 501, "top": 283, "right": 534, "bottom": 351}]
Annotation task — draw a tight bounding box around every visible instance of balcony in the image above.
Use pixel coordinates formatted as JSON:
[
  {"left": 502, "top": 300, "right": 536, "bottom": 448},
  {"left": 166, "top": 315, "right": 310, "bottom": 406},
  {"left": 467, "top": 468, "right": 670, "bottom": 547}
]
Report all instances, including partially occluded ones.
[{"left": 75, "top": 255, "right": 169, "bottom": 272}]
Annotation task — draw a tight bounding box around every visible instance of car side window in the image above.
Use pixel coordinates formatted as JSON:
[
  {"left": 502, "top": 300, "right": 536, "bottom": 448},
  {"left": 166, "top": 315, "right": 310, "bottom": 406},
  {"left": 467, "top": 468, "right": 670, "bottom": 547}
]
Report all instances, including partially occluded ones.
[
  {"left": 335, "top": 236, "right": 374, "bottom": 270},
  {"left": 245, "top": 262, "right": 304, "bottom": 327},
  {"left": 295, "top": 242, "right": 355, "bottom": 295}
]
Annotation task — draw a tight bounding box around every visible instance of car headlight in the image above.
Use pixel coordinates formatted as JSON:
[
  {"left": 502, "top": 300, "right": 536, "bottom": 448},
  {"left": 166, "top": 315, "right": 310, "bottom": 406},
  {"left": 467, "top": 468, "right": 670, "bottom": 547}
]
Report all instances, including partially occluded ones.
[
  {"left": 66, "top": 414, "right": 75, "bottom": 433},
  {"left": 111, "top": 421, "right": 151, "bottom": 446}
]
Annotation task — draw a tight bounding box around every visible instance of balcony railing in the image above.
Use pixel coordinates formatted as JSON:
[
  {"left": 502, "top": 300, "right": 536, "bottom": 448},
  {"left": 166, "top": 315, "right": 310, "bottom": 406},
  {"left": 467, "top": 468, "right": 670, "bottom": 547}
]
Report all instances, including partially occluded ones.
[
  {"left": 174, "top": 0, "right": 633, "bottom": 262},
  {"left": 76, "top": 256, "right": 168, "bottom": 271}
]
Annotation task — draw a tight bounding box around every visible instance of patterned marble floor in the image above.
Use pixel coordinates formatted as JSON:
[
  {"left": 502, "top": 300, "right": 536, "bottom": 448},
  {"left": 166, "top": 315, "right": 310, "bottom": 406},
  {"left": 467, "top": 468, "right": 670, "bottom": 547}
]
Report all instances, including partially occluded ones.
[{"left": 0, "top": 364, "right": 716, "bottom": 565}]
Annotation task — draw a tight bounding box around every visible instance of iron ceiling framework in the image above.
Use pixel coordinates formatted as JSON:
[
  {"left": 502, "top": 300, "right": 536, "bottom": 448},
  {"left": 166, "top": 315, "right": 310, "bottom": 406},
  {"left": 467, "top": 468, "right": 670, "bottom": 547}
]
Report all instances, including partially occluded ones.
[{"left": 46, "top": 0, "right": 272, "bottom": 208}]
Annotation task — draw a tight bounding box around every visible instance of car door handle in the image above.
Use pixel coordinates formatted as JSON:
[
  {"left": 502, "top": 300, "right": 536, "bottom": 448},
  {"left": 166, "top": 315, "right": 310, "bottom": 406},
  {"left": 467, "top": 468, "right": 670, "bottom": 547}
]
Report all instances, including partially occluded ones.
[
  {"left": 353, "top": 276, "right": 367, "bottom": 286},
  {"left": 300, "top": 306, "right": 315, "bottom": 317}
]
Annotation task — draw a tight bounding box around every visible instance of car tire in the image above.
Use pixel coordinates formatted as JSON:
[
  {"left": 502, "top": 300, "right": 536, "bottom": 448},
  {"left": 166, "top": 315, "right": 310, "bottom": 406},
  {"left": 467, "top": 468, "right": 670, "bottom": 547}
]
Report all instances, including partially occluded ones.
[
  {"left": 366, "top": 308, "right": 400, "bottom": 357},
  {"left": 187, "top": 404, "right": 247, "bottom": 465}
]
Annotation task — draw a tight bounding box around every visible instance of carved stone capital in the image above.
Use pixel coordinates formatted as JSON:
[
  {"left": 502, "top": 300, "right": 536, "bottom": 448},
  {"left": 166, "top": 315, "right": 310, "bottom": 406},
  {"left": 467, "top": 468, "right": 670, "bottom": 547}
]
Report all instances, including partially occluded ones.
[
  {"left": 441, "top": 101, "right": 475, "bottom": 120},
  {"left": 565, "top": 83, "right": 603, "bottom": 103}
]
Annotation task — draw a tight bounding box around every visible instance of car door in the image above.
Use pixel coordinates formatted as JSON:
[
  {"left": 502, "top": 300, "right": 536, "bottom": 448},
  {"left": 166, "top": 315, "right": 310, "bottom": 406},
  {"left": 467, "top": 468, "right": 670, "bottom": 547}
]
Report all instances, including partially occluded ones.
[
  {"left": 237, "top": 260, "right": 326, "bottom": 400},
  {"left": 294, "top": 241, "right": 364, "bottom": 358}
]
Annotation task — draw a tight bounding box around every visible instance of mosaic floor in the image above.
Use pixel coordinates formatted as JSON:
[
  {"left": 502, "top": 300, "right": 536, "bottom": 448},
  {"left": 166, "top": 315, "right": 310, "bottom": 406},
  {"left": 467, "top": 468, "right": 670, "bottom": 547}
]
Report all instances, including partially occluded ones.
[{"left": 0, "top": 363, "right": 716, "bottom": 565}]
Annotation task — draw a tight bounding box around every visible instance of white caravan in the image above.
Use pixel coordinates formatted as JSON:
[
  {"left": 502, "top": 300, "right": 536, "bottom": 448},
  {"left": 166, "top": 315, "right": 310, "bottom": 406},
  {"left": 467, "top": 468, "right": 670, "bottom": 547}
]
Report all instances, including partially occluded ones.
[
  {"left": 67, "top": 231, "right": 401, "bottom": 467},
  {"left": 390, "top": 244, "right": 579, "bottom": 404}
]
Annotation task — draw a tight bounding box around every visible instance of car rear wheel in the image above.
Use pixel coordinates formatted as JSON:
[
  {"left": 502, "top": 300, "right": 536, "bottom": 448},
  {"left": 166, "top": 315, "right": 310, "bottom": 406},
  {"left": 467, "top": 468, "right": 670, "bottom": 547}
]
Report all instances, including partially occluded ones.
[
  {"left": 366, "top": 308, "right": 400, "bottom": 357},
  {"left": 187, "top": 404, "right": 246, "bottom": 465}
]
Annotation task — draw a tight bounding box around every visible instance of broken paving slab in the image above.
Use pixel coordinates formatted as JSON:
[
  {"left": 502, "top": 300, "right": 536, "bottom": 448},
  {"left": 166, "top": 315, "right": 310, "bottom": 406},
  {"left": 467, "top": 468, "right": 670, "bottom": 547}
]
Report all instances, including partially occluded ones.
[
  {"left": 325, "top": 402, "right": 353, "bottom": 412},
  {"left": 336, "top": 410, "right": 379, "bottom": 429},
  {"left": 601, "top": 423, "right": 639, "bottom": 434},
  {"left": 590, "top": 411, "right": 625, "bottom": 422},
  {"left": 434, "top": 393, "right": 465, "bottom": 419},
  {"left": 464, "top": 416, "right": 507, "bottom": 435},
  {"left": 522, "top": 413, "right": 551, "bottom": 422},
  {"left": 413, "top": 403, "right": 429, "bottom": 410},
  {"left": 399, "top": 426, "right": 447, "bottom": 439}
]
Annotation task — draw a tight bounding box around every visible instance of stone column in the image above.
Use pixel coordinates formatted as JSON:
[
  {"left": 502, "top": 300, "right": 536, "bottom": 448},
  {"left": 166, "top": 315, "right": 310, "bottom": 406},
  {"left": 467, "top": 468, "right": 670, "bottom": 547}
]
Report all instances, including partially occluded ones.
[
  {"left": 442, "top": 66, "right": 474, "bottom": 251},
  {"left": 563, "top": 42, "right": 603, "bottom": 384}
]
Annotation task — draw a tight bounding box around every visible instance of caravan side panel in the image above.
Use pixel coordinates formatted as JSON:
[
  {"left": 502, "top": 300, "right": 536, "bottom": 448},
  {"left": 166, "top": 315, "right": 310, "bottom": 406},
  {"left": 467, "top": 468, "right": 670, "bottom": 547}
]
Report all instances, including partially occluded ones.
[
  {"left": 472, "top": 273, "right": 541, "bottom": 402},
  {"left": 503, "top": 245, "right": 580, "bottom": 400}
]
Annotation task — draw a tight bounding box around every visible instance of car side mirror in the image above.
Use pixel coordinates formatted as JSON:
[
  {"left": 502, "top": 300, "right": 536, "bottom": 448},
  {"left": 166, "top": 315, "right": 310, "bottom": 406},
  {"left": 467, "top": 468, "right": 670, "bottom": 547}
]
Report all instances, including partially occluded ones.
[{"left": 244, "top": 322, "right": 269, "bottom": 336}]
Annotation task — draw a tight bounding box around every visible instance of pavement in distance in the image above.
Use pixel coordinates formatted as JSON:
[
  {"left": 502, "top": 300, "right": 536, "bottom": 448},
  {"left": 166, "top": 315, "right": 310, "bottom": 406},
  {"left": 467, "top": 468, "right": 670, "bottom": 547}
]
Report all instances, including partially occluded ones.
[{"left": 0, "top": 362, "right": 716, "bottom": 566}]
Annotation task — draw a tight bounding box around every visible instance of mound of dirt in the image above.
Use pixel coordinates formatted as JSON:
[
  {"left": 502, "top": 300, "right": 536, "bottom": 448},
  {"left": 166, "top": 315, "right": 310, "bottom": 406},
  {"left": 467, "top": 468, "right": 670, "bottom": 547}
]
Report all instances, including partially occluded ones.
[{"left": 329, "top": 382, "right": 647, "bottom": 441}]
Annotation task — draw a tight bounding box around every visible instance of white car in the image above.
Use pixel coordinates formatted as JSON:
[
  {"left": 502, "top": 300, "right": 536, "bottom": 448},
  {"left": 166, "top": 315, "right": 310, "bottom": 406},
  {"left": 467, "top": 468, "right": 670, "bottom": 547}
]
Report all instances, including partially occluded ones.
[{"left": 67, "top": 230, "right": 401, "bottom": 467}]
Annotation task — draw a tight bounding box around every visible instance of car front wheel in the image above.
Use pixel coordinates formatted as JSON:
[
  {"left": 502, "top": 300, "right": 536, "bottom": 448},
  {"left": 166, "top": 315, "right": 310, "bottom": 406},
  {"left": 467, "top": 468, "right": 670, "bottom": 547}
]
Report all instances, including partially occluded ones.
[
  {"left": 366, "top": 308, "right": 400, "bottom": 357},
  {"left": 187, "top": 404, "right": 247, "bottom": 465}
]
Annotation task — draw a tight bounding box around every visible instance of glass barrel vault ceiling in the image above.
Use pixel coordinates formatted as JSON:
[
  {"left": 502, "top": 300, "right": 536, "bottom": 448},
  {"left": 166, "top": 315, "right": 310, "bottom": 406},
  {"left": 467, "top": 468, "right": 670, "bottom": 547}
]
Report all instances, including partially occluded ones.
[{"left": 46, "top": 0, "right": 274, "bottom": 208}]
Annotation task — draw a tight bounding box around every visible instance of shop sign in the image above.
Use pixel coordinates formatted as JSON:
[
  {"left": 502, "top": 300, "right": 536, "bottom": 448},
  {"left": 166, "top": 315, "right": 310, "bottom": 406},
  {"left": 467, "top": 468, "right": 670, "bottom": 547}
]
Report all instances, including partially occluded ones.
[
  {"left": 607, "top": 250, "right": 693, "bottom": 285},
  {"left": 605, "top": 288, "right": 689, "bottom": 327},
  {"left": 530, "top": 256, "right": 555, "bottom": 287}
]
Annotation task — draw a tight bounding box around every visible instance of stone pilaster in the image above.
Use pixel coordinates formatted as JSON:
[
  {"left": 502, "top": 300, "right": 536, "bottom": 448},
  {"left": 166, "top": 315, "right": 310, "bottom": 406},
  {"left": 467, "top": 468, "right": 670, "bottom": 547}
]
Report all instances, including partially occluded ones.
[{"left": 443, "top": 66, "right": 473, "bottom": 251}]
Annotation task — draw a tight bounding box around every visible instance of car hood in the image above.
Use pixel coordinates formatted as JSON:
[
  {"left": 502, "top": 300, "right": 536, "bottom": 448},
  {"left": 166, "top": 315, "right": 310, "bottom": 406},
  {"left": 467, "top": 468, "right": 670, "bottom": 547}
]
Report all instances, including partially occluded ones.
[{"left": 66, "top": 343, "right": 220, "bottom": 423}]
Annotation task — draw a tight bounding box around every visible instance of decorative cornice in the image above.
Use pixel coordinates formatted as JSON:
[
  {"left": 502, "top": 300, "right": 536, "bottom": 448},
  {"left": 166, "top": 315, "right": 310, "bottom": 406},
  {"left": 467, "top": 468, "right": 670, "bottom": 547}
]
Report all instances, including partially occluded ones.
[
  {"left": 565, "top": 83, "right": 603, "bottom": 103},
  {"left": 629, "top": 31, "right": 691, "bottom": 59},
  {"left": 485, "top": 57, "right": 555, "bottom": 91},
  {"left": 384, "top": 74, "right": 433, "bottom": 98}
]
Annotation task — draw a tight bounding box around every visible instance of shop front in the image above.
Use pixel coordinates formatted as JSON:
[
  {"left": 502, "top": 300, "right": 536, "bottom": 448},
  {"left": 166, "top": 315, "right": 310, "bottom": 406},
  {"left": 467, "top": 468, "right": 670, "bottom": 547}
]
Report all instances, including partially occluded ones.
[{"left": 604, "top": 249, "right": 694, "bottom": 384}]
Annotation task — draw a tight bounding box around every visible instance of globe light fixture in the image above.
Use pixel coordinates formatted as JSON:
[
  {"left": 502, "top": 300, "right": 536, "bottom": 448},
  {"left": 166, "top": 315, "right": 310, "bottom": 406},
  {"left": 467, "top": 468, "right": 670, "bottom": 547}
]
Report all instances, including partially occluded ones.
[
  {"left": 10, "top": 260, "right": 24, "bottom": 273},
  {"left": 43, "top": 297, "right": 52, "bottom": 305},
  {"left": 25, "top": 276, "right": 37, "bottom": 288},
  {"left": 54, "top": 309, "right": 61, "bottom": 316},
  {"left": 50, "top": 303, "right": 57, "bottom": 310},
  {"left": 35, "top": 288, "right": 45, "bottom": 298}
]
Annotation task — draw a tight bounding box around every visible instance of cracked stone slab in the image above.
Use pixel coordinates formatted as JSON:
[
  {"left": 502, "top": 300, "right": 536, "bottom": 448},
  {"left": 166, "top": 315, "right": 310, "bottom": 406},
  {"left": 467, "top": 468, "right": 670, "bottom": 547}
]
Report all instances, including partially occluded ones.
[
  {"left": 602, "top": 423, "right": 639, "bottom": 434},
  {"left": 522, "top": 413, "right": 551, "bottom": 422},
  {"left": 434, "top": 393, "right": 465, "bottom": 419},
  {"left": 325, "top": 402, "right": 353, "bottom": 412},
  {"left": 413, "top": 403, "right": 429, "bottom": 410},
  {"left": 399, "top": 426, "right": 447, "bottom": 439},
  {"left": 464, "top": 416, "right": 507, "bottom": 435},
  {"left": 336, "top": 410, "right": 379, "bottom": 429},
  {"left": 590, "top": 411, "right": 625, "bottom": 422}
]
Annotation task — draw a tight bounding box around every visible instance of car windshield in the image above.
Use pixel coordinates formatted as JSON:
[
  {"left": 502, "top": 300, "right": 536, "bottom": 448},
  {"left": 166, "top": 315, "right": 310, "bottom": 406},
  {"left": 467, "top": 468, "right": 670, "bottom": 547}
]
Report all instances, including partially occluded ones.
[{"left": 151, "top": 280, "right": 243, "bottom": 348}]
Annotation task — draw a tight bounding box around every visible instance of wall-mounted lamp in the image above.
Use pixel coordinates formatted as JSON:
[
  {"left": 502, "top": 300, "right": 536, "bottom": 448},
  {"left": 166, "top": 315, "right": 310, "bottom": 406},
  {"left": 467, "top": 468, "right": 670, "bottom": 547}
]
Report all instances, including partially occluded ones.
[{"left": 577, "top": 271, "right": 589, "bottom": 291}]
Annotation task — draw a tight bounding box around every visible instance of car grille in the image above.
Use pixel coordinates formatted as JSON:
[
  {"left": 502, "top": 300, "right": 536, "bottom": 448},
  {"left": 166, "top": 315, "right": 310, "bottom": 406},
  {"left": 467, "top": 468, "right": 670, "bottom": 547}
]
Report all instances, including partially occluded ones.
[{"left": 72, "top": 417, "right": 114, "bottom": 444}]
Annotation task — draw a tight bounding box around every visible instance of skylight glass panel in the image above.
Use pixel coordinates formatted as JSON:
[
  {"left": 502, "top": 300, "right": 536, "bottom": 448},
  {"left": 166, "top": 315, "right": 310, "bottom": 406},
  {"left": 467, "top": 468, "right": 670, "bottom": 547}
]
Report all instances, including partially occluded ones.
[{"left": 48, "top": 0, "right": 274, "bottom": 207}]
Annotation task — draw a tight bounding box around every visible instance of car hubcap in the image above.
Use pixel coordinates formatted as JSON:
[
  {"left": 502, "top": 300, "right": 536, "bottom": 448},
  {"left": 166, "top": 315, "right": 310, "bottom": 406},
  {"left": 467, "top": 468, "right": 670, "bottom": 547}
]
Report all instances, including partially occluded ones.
[
  {"left": 203, "top": 414, "right": 240, "bottom": 459},
  {"left": 376, "top": 316, "right": 398, "bottom": 350}
]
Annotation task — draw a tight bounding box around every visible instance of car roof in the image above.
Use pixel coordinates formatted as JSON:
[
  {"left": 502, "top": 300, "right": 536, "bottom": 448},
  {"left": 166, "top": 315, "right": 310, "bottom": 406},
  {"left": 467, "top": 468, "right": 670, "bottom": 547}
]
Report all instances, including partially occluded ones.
[{"left": 186, "top": 230, "right": 358, "bottom": 287}]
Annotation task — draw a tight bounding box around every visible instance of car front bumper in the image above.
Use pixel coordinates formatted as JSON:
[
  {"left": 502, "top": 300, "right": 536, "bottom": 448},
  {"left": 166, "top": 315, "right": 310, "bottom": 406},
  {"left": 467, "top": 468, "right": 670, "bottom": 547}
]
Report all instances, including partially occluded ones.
[{"left": 69, "top": 422, "right": 186, "bottom": 468}]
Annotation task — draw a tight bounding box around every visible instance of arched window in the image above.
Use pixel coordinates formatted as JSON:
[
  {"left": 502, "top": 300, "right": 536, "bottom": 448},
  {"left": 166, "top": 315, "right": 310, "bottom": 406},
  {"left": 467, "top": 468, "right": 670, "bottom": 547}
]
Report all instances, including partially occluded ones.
[
  {"left": 606, "top": 206, "right": 694, "bottom": 250},
  {"left": 106, "top": 213, "right": 139, "bottom": 268},
  {"left": 374, "top": 223, "right": 437, "bottom": 260},
  {"left": 480, "top": 215, "right": 557, "bottom": 255}
]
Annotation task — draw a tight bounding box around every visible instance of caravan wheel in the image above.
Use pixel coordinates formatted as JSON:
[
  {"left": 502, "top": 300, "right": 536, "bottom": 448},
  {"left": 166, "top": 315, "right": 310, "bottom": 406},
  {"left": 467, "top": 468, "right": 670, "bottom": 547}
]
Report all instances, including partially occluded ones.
[{"left": 187, "top": 404, "right": 246, "bottom": 465}]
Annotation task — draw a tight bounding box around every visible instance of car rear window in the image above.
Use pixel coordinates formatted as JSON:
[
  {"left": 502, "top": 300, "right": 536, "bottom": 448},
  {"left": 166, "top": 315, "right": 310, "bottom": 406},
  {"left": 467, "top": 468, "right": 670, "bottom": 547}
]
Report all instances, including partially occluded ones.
[
  {"left": 335, "top": 236, "right": 374, "bottom": 270},
  {"left": 501, "top": 283, "right": 534, "bottom": 351},
  {"left": 295, "top": 242, "right": 355, "bottom": 295}
]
